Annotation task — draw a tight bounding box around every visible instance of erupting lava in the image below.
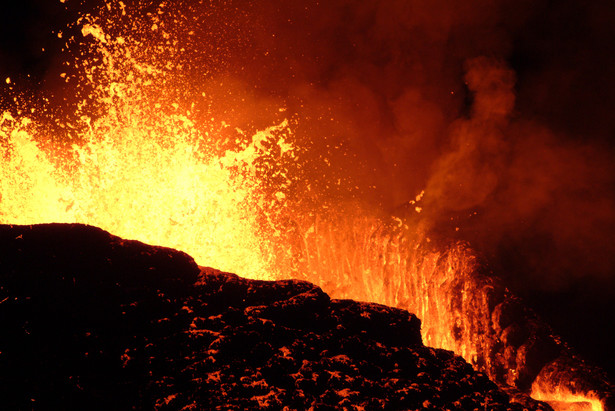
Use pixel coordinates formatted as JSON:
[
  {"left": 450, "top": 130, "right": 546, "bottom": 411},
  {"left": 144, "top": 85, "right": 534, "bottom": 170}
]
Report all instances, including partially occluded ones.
[
  {"left": 1, "top": 20, "right": 296, "bottom": 279},
  {"left": 0, "top": 2, "right": 610, "bottom": 410}
]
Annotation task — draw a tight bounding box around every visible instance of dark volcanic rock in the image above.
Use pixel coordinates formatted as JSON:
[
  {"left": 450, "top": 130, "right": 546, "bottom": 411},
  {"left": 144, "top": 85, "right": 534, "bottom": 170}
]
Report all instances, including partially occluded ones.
[
  {"left": 0, "top": 224, "right": 199, "bottom": 409},
  {"left": 0, "top": 223, "right": 545, "bottom": 410}
]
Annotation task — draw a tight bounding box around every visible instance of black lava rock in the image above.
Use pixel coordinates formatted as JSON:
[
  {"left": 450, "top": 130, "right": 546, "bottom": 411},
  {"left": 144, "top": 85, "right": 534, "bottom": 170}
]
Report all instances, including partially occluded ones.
[{"left": 0, "top": 223, "right": 546, "bottom": 410}]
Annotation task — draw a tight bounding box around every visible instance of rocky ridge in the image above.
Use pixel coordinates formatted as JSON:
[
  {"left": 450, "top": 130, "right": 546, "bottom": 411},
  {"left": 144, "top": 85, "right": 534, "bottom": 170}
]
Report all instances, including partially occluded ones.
[{"left": 0, "top": 223, "right": 549, "bottom": 409}]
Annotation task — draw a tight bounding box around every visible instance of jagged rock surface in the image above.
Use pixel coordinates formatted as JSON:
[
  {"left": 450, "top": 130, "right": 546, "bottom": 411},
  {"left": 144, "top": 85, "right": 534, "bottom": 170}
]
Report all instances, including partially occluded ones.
[{"left": 0, "top": 223, "right": 547, "bottom": 410}]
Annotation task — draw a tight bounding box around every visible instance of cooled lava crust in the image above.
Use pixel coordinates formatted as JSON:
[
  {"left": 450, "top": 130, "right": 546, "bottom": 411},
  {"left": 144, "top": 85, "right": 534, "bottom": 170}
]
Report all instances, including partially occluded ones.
[{"left": 0, "top": 223, "right": 549, "bottom": 410}]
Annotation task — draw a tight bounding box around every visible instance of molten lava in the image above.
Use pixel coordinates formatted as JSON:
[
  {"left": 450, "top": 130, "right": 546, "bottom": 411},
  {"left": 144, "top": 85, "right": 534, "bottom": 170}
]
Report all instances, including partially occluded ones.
[
  {"left": 0, "top": 3, "right": 609, "bottom": 411},
  {"left": 532, "top": 385, "right": 604, "bottom": 411},
  {"left": 1, "top": 21, "right": 296, "bottom": 280}
]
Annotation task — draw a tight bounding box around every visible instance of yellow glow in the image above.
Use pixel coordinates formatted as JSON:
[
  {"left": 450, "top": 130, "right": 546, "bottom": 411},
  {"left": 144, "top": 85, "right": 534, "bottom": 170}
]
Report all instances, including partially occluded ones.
[
  {"left": 532, "top": 381, "right": 604, "bottom": 411},
  {"left": 0, "top": 23, "right": 294, "bottom": 280}
]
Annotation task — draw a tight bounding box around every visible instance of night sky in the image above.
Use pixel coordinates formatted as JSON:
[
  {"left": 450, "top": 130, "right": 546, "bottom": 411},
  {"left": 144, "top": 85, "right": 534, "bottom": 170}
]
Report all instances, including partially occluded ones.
[{"left": 1, "top": 0, "right": 615, "bottom": 380}]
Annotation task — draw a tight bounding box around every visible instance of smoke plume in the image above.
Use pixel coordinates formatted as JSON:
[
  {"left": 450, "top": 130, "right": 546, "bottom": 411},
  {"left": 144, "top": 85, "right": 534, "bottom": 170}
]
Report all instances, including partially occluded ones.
[{"left": 184, "top": 0, "right": 615, "bottom": 293}]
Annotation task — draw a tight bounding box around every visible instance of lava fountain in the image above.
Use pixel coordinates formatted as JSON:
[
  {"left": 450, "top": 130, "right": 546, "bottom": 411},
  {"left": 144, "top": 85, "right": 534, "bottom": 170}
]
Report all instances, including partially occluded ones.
[
  {"left": 0, "top": 2, "right": 612, "bottom": 410},
  {"left": 1, "top": 18, "right": 296, "bottom": 280}
]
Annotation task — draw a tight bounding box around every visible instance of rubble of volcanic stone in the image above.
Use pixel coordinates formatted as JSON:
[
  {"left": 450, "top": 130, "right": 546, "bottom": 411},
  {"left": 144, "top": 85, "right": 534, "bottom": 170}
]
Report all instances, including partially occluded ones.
[{"left": 0, "top": 223, "right": 549, "bottom": 410}]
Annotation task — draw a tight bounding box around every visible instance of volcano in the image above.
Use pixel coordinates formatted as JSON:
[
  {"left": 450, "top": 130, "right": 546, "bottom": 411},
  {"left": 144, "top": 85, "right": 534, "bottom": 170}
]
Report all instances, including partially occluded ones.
[
  {"left": 1, "top": 223, "right": 612, "bottom": 410},
  {"left": 0, "top": 223, "right": 564, "bottom": 409},
  {"left": 1, "top": 0, "right": 615, "bottom": 410}
]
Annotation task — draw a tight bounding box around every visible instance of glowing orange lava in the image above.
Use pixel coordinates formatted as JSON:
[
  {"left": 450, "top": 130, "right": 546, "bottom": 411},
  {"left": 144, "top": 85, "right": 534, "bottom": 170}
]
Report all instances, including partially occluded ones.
[
  {"left": 532, "top": 383, "right": 604, "bottom": 411},
  {"left": 0, "top": 4, "right": 605, "bottom": 411}
]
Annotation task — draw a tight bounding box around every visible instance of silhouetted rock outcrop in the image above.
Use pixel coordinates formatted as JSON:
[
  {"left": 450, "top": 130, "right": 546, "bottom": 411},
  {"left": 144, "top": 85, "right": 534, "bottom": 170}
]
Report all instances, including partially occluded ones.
[{"left": 0, "top": 223, "right": 548, "bottom": 409}]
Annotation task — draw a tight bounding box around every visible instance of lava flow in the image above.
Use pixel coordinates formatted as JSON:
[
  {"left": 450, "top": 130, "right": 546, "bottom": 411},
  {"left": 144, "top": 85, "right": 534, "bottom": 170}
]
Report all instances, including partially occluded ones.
[{"left": 1, "top": 1, "right": 613, "bottom": 410}]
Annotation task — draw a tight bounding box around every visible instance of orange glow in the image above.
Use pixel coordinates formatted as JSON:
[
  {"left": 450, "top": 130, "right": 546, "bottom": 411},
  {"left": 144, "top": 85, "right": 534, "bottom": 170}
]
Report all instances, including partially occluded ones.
[
  {"left": 1, "top": 17, "right": 490, "bottom": 368},
  {"left": 0, "top": 5, "right": 605, "bottom": 411},
  {"left": 290, "top": 211, "right": 488, "bottom": 362},
  {"left": 531, "top": 381, "right": 604, "bottom": 411}
]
